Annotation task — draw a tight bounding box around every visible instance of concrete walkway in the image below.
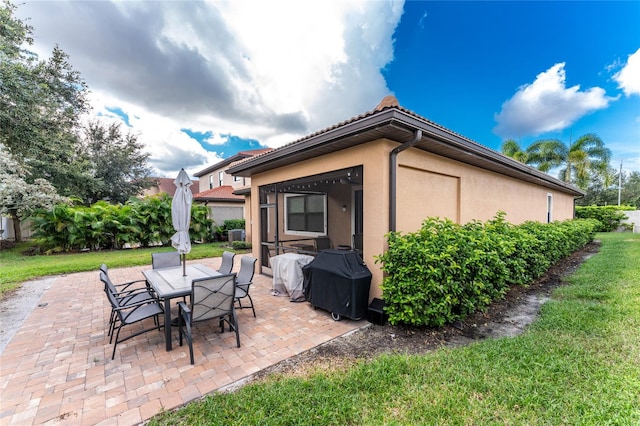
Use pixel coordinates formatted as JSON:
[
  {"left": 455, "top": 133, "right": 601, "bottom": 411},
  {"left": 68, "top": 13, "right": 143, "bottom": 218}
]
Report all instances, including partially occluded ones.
[{"left": 0, "top": 258, "right": 365, "bottom": 425}]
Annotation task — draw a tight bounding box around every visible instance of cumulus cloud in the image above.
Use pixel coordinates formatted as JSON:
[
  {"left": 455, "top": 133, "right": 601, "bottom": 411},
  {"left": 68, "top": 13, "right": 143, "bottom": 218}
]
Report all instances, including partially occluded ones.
[
  {"left": 613, "top": 48, "right": 640, "bottom": 97},
  {"left": 493, "top": 63, "right": 613, "bottom": 138},
  {"left": 17, "top": 0, "right": 404, "bottom": 176}
]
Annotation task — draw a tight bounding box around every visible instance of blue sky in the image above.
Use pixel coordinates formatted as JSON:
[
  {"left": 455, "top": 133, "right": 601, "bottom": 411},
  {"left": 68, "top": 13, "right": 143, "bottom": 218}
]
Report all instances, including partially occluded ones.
[
  {"left": 387, "top": 1, "right": 640, "bottom": 172},
  {"left": 16, "top": 1, "right": 640, "bottom": 179}
]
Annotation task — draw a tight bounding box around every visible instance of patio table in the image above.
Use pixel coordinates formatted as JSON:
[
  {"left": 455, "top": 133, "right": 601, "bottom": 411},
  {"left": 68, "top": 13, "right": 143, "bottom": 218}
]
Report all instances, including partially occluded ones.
[{"left": 143, "top": 263, "right": 220, "bottom": 351}]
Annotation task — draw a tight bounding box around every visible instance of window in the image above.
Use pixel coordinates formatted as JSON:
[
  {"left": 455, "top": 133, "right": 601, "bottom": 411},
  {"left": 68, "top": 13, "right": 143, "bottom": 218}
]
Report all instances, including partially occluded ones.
[
  {"left": 234, "top": 175, "right": 241, "bottom": 182},
  {"left": 218, "top": 171, "right": 224, "bottom": 187},
  {"left": 547, "top": 193, "right": 553, "bottom": 223},
  {"left": 209, "top": 175, "right": 214, "bottom": 189},
  {"left": 285, "top": 193, "right": 326, "bottom": 235}
]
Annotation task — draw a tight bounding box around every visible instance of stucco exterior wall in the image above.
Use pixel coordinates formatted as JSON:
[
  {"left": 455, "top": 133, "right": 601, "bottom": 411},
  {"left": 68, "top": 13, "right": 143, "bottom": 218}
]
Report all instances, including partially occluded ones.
[
  {"left": 248, "top": 138, "right": 578, "bottom": 301},
  {"left": 397, "top": 148, "right": 577, "bottom": 231},
  {"left": 621, "top": 210, "right": 640, "bottom": 233},
  {"left": 199, "top": 164, "right": 249, "bottom": 192}
]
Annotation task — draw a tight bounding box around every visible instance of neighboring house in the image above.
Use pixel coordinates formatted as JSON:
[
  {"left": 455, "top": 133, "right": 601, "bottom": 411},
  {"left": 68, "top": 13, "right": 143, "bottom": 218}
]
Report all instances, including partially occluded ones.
[
  {"left": 193, "top": 148, "right": 272, "bottom": 227},
  {"left": 142, "top": 177, "right": 201, "bottom": 198},
  {"left": 227, "top": 96, "right": 585, "bottom": 301}
]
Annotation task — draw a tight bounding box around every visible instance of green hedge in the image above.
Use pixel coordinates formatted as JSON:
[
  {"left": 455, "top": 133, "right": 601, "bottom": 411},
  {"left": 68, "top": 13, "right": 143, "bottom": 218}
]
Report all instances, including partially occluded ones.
[
  {"left": 30, "top": 194, "right": 213, "bottom": 252},
  {"left": 376, "top": 213, "right": 598, "bottom": 327},
  {"left": 220, "top": 219, "right": 246, "bottom": 231},
  {"left": 575, "top": 205, "right": 633, "bottom": 232}
]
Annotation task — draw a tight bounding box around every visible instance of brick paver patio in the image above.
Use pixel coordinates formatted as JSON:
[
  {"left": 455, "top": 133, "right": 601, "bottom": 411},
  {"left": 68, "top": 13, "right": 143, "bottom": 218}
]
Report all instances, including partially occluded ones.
[{"left": 0, "top": 257, "right": 366, "bottom": 425}]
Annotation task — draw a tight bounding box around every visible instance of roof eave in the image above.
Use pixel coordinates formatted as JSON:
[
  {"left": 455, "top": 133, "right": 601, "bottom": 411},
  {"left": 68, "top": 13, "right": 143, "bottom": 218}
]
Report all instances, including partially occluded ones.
[
  {"left": 194, "top": 152, "right": 252, "bottom": 177},
  {"left": 228, "top": 108, "right": 585, "bottom": 197}
]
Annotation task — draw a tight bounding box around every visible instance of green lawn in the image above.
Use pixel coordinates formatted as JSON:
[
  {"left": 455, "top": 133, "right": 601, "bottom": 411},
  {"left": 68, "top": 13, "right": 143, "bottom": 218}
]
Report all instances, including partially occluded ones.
[
  {"left": 147, "top": 232, "right": 640, "bottom": 425},
  {"left": 0, "top": 242, "right": 245, "bottom": 296}
]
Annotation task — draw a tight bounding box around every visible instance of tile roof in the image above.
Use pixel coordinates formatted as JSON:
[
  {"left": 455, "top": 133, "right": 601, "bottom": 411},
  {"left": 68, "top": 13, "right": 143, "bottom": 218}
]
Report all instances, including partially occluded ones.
[
  {"left": 193, "top": 148, "right": 274, "bottom": 177},
  {"left": 155, "top": 177, "right": 177, "bottom": 197},
  {"left": 193, "top": 185, "right": 244, "bottom": 202}
]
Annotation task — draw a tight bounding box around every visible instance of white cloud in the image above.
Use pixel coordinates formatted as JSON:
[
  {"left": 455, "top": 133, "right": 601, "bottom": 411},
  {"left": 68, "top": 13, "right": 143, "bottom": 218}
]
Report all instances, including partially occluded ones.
[
  {"left": 17, "top": 0, "right": 404, "bottom": 176},
  {"left": 493, "top": 63, "right": 613, "bottom": 138},
  {"left": 613, "top": 48, "right": 640, "bottom": 97}
]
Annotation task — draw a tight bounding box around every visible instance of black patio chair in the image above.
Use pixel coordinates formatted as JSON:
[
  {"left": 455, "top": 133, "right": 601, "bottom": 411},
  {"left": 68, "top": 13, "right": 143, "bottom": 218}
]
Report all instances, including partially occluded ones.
[
  {"left": 315, "top": 236, "right": 331, "bottom": 251},
  {"left": 234, "top": 256, "right": 258, "bottom": 317},
  {"left": 217, "top": 251, "right": 235, "bottom": 274},
  {"left": 102, "top": 271, "right": 164, "bottom": 360},
  {"left": 177, "top": 273, "right": 240, "bottom": 365}
]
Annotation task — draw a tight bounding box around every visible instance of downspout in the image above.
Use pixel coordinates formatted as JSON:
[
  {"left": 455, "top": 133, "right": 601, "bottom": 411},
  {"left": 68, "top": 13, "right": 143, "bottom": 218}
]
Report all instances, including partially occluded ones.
[{"left": 389, "top": 129, "right": 422, "bottom": 232}]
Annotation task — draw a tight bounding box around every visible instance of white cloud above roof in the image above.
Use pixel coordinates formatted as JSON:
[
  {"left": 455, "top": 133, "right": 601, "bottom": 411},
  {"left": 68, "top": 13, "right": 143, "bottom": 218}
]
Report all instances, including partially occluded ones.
[
  {"left": 613, "top": 48, "right": 640, "bottom": 97},
  {"left": 493, "top": 63, "right": 613, "bottom": 138},
  {"left": 17, "top": 0, "right": 404, "bottom": 177}
]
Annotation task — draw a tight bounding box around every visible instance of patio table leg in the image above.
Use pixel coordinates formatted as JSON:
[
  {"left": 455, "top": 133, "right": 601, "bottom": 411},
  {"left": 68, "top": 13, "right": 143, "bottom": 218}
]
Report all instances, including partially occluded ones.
[{"left": 163, "top": 297, "right": 172, "bottom": 351}]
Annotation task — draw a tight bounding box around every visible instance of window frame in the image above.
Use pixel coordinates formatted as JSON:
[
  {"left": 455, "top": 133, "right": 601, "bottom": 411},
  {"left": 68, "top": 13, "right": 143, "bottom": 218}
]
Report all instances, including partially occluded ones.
[{"left": 283, "top": 193, "right": 327, "bottom": 236}]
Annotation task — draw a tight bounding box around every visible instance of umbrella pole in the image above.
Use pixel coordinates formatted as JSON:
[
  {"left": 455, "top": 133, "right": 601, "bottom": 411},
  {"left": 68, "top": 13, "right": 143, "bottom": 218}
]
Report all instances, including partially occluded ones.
[{"left": 182, "top": 254, "right": 186, "bottom": 276}]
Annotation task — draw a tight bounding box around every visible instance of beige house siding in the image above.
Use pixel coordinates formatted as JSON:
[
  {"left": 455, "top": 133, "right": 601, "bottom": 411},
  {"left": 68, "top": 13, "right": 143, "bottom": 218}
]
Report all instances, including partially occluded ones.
[
  {"left": 198, "top": 169, "right": 247, "bottom": 192},
  {"left": 396, "top": 147, "right": 577, "bottom": 230}
]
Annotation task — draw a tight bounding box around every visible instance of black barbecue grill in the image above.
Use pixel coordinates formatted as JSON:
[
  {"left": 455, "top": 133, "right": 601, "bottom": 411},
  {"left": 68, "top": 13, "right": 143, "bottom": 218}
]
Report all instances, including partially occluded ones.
[{"left": 302, "top": 249, "right": 372, "bottom": 320}]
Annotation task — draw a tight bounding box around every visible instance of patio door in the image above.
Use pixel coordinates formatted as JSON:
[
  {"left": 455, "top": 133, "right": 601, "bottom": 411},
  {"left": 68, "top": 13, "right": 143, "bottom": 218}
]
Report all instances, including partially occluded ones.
[{"left": 259, "top": 185, "right": 278, "bottom": 270}]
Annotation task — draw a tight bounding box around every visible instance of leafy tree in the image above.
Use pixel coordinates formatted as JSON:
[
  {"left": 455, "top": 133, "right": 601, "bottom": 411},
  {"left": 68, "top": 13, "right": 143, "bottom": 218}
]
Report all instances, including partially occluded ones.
[
  {"left": 0, "top": 1, "right": 92, "bottom": 196},
  {"left": 620, "top": 171, "right": 640, "bottom": 207},
  {"left": 578, "top": 170, "right": 640, "bottom": 207},
  {"left": 0, "top": 144, "right": 68, "bottom": 241},
  {"left": 578, "top": 165, "right": 618, "bottom": 206},
  {"left": 501, "top": 139, "right": 529, "bottom": 163},
  {"left": 82, "top": 121, "right": 154, "bottom": 204},
  {"left": 526, "top": 133, "right": 611, "bottom": 189}
]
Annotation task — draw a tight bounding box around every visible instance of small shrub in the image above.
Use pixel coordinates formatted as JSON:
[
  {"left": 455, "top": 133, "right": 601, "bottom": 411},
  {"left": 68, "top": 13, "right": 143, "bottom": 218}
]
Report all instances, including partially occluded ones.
[{"left": 231, "top": 241, "right": 251, "bottom": 250}]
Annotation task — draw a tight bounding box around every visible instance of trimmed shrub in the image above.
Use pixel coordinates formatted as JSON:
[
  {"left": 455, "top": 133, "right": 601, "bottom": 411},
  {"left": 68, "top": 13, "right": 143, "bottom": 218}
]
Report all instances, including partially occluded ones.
[
  {"left": 575, "top": 205, "right": 633, "bottom": 232},
  {"left": 376, "top": 213, "right": 597, "bottom": 327}
]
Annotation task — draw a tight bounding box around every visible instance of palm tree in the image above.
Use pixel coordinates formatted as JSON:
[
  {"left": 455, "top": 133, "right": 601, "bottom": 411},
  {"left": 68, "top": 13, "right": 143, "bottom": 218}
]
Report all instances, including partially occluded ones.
[
  {"left": 525, "top": 133, "right": 611, "bottom": 189},
  {"left": 501, "top": 139, "right": 529, "bottom": 163}
]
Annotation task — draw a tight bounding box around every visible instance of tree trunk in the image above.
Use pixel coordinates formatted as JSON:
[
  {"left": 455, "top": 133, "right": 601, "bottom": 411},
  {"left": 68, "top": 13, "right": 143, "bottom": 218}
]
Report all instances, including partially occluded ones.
[{"left": 12, "top": 215, "right": 22, "bottom": 242}]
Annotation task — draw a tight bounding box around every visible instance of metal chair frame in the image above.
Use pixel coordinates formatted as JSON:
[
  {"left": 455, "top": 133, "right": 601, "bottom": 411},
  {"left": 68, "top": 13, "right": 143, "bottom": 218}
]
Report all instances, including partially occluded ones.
[{"left": 177, "top": 273, "right": 240, "bottom": 365}]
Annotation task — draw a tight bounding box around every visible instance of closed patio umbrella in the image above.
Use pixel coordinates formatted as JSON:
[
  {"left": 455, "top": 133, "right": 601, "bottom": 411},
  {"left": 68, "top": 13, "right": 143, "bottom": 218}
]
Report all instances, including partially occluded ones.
[{"left": 171, "top": 168, "right": 193, "bottom": 276}]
